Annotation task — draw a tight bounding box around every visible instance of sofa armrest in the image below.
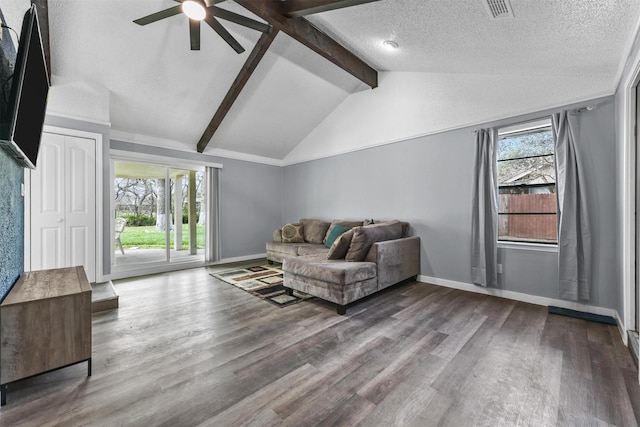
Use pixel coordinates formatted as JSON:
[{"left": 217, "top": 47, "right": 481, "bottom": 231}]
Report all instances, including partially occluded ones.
[
  {"left": 367, "top": 236, "right": 420, "bottom": 288},
  {"left": 273, "top": 229, "right": 283, "bottom": 242}
]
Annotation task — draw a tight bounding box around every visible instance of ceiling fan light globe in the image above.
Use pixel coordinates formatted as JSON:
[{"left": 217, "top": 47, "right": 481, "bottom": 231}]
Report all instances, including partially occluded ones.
[{"left": 182, "top": 0, "right": 206, "bottom": 21}]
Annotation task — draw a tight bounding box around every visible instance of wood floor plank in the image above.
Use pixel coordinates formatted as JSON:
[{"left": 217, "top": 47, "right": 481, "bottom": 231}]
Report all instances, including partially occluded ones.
[
  {"left": 360, "top": 383, "right": 449, "bottom": 427},
  {"left": 270, "top": 335, "right": 394, "bottom": 420},
  {"left": 357, "top": 330, "right": 447, "bottom": 404},
  {"left": 559, "top": 316, "right": 594, "bottom": 379},
  {"left": 622, "top": 367, "right": 640, "bottom": 424},
  {"left": 589, "top": 340, "right": 638, "bottom": 426},
  {"left": 556, "top": 365, "right": 598, "bottom": 426},
  {"left": 201, "top": 363, "right": 318, "bottom": 427},
  {"left": 0, "top": 267, "right": 637, "bottom": 426},
  {"left": 516, "top": 344, "right": 563, "bottom": 427}
]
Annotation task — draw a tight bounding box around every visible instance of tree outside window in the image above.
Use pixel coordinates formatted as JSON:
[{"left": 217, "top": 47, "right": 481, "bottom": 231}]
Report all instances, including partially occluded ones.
[{"left": 497, "top": 120, "right": 557, "bottom": 244}]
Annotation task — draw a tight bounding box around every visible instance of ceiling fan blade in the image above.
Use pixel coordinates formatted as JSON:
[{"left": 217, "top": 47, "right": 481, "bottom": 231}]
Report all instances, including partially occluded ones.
[
  {"left": 134, "top": 5, "right": 183, "bottom": 26},
  {"left": 204, "top": 15, "right": 245, "bottom": 53},
  {"left": 189, "top": 19, "right": 201, "bottom": 50},
  {"left": 208, "top": 6, "right": 271, "bottom": 33}
]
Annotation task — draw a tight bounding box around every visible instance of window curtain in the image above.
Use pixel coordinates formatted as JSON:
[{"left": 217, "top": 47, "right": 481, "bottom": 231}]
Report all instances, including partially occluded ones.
[
  {"left": 205, "top": 166, "right": 220, "bottom": 263},
  {"left": 471, "top": 128, "right": 498, "bottom": 287},
  {"left": 552, "top": 111, "right": 591, "bottom": 300}
]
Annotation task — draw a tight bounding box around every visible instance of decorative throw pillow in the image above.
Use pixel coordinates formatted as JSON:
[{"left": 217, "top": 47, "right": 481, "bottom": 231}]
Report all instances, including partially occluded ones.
[
  {"left": 345, "top": 221, "right": 403, "bottom": 262},
  {"left": 281, "top": 223, "right": 304, "bottom": 243},
  {"left": 323, "top": 220, "right": 365, "bottom": 244},
  {"left": 324, "top": 224, "right": 349, "bottom": 248},
  {"left": 327, "top": 228, "right": 356, "bottom": 259},
  {"left": 367, "top": 220, "right": 409, "bottom": 237},
  {"left": 300, "top": 218, "right": 331, "bottom": 244}
]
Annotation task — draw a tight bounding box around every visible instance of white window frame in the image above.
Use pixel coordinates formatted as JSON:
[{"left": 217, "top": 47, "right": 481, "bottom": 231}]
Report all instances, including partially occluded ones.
[{"left": 497, "top": 118, "right": 558, "bottom": 251}]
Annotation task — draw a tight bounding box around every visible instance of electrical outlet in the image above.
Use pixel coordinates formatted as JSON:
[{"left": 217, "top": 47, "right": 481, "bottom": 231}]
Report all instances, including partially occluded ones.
[{"left": 497, "top": 263, "right": 503, "bottom": 274}]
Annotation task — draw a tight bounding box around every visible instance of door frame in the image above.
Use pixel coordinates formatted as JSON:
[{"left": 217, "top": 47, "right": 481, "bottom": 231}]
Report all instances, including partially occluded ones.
[
  {"left": 616, "top": 22, "right": 640, "bottom": 384},
  {"left": 108, "top": 149, "right": 221, "bottom": 280},
  {"left": 24, "top": 125, "right": 104, "bottom": 282}
]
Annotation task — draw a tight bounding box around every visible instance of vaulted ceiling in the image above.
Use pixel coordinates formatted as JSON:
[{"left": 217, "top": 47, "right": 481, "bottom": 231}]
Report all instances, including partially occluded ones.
[{"left": 35, "top": 1, "right": 640, "bottom": 163}]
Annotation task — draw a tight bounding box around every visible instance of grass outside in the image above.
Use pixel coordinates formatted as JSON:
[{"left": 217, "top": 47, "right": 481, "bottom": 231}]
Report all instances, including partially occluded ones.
[{"left": 120, "top": 224, "right": 205, "bottom": 249}]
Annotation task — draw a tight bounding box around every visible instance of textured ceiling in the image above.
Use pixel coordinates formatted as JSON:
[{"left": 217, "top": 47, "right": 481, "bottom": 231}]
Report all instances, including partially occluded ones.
[
  {"left": 307, "top": 0, "right": 634, "bottom": 76},
  {"left": 44, "top": 0, "right": 640, "bottom": 163}
]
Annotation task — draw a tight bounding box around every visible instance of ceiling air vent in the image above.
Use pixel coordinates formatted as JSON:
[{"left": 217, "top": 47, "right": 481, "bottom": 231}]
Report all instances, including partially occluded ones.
[{"left": 484, "top": 0, "right": 514, "bottom": 19}]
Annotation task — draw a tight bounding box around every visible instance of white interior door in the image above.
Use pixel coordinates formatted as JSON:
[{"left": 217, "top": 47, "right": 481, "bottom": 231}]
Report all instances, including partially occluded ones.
[{"left": 29, "top": 132, "right": 97, "bottom": 282}]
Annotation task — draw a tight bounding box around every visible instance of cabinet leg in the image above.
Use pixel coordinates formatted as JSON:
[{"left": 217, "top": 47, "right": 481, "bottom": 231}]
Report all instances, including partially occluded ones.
[
  {"left": 1, "top": 384, "right": 7, "bottom": 406},
  {"left": 88, "top": 358, "right": 92, "bottom": 377},
  {"left": 337, "top": 305, "right": 347, "bottom": 315}
]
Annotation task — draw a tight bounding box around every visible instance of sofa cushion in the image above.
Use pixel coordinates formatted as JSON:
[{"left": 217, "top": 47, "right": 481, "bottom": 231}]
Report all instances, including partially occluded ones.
[
  {"left": 324, "top": 224, "right": 349, "bottom": 248},
  {"left": 300, "top": 219, "right": 331, "bottom": 244},
  {"left": 282, "top": 223, "right": 305, "bottom": 243},
  {"left": 284, "top": 256, "right": 376, "bottom": 286},
  {"left": 266, "top": 241, "right": 305, "bottom": 256},
  {"left": 297, "top": 245, "right": 330, "bottom": 257},
  {"left": 327, "top": 228, "right": 355, "bottom": 260},
  {"left": 345, "top": 221, "right": 403, "bottom": 262},
  {"left": 366, "top": 220, "right": 410, "bottom": 237},
  {"left": 323, "top": 220, "right": 365, "bottom": 244}
]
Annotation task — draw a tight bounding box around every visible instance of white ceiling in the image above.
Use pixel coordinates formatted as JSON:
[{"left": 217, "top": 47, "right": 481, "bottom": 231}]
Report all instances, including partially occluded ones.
[{"left": 42, "top": 0, "right": 640, "bottom": 163}]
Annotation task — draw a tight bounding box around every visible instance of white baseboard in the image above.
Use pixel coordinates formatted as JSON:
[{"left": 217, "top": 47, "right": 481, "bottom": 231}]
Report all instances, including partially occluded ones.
[
  {"left": 615, "top": 311, "right": 628, "bottom": 346},
  {"left": 418, "top": 275, "right": 626, "bottom": 344},
  {"left": 214, "top": 254, "right": 267, "bottom": 265}
]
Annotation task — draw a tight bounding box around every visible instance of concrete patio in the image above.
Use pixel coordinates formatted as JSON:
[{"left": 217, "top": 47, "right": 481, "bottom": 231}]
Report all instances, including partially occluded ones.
[{"left": 113, "top": 247, "right": 204, "bottom": 266}]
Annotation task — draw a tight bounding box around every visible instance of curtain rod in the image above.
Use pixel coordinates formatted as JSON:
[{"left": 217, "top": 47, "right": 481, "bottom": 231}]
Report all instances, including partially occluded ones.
[
  {"left": 473, "top": 103, "right": 599, "bottom": 134},
  {"left": 572, "top": 105, "right": 597, "bottom": 114}
]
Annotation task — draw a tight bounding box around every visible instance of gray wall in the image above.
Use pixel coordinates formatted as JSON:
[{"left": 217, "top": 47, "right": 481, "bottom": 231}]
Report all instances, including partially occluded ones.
[
  {"left": 283, "top": 95, "right": 618, "bottom": 310},
  {"left": 111, "top": 140, "right": 283, "bottom": 262},
  {"left": 217, "top": 157, "right": 283, "bottom": 259}
]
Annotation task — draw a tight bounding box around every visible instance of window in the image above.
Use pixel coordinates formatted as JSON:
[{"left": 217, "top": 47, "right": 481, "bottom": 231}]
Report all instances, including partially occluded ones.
[{"left": 497, "top": 119, "right": 557, "bottom": 244}]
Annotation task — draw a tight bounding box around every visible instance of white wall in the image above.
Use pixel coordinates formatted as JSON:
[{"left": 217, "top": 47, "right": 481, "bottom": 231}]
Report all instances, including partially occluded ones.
[
  {"left": 47, "top": 78, "right": 110, "bottom": 125},
  {"left": 284, "top": 71, "right": 616, "bottom": 165}
]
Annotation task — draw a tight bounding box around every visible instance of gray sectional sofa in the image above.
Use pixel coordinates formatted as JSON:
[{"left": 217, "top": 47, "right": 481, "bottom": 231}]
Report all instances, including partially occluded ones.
[{"left": 266, "top": 218, "right": 420, "bottom": 314}]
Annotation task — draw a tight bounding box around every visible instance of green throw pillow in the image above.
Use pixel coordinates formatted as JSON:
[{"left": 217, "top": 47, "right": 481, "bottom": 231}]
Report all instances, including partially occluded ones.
[{"left": 324, "top": 224, "right": 349, "bottom": 248}]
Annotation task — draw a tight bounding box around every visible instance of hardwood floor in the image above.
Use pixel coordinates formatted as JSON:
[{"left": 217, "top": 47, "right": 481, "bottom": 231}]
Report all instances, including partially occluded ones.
[{"left": 0, "top": 266, "right": 638, "bottom": 426}]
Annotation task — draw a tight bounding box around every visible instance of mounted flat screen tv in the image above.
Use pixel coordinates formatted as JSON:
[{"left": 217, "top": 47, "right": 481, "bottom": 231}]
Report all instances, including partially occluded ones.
[{"left": 0, "top": 5, "right": 49, "bottom": 169}]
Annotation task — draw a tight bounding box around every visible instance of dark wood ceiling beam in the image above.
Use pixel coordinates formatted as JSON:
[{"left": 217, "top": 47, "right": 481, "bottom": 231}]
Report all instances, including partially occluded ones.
[
  {"left": 283, "top": 0, "right": 380, "bottom": 18},
  {"left": 197, "top": 28, "right": 279, "bottom": 153},
  {"left": 235, "top": 0, "right": 377, "bottom": 89}
]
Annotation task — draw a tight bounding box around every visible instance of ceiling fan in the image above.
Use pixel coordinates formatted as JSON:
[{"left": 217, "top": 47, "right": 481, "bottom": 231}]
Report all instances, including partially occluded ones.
[{"left": 133, "top": 0, "right": 271, "bottom": 53}]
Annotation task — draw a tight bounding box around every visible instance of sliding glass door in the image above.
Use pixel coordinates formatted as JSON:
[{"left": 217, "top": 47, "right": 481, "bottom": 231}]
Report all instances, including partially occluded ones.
[
  {"left": 112, "top": 159, "right": 206, "bottom": 273},
  {"left": 169, "top": 168, "right": 205, "bottom": 262}
]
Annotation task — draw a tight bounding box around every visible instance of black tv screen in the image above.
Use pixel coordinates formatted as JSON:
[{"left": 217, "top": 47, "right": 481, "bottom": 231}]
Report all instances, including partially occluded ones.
[{"left": 0, "top": 5, "right": 49, "bottom": 169}]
